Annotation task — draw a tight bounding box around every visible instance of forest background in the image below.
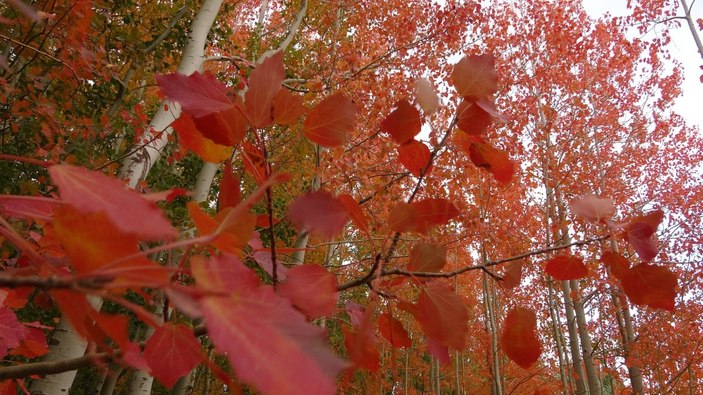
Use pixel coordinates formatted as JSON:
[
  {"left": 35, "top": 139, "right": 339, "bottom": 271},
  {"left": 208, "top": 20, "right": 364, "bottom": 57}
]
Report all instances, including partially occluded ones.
[{"left": 1, "top": 0, "right": 702, "bottom": 394}]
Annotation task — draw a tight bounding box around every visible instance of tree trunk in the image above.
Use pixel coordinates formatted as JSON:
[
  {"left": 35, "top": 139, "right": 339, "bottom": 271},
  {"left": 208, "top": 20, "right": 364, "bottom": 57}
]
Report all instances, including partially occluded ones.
[
  {"left": 547, "top": 278, "right": 570, "bottom": 394},
  {"left": 570, "top": 279, "right": 602, "bottom": 395},
  {"left": 482, "top": 270, "right": 502, "bottom": 395},
  {"left": 28, "top": 2, "right": 224, "bottom": 393}
]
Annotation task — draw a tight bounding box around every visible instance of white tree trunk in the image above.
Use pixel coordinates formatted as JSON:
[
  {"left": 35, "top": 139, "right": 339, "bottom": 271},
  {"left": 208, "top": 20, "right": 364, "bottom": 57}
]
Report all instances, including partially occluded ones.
[{"left": 30, "top": 2, "right": 224, "bottom": 394}]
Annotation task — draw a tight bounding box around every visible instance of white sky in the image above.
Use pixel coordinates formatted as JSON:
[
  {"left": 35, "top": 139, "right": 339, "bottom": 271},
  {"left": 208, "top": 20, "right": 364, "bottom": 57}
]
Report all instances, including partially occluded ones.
[{"left": 583, "top": 0, "right": 703, "bottom": 130}]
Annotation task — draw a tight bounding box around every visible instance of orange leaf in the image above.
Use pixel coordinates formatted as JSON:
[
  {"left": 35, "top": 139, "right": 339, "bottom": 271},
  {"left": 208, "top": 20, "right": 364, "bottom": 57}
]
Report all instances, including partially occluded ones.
[
  {"left": 501, "top": 307, "right": 541, "bottom": 369},
  {"left": 241, "top": 141, "right": 268, "bottom": 185},
  {"left": 467, "top": 140, "right": 514, "bottom": 183},
  {"left": 397, "top": 139, "right": 432, "bottom": 177},
  {"left": 245, "top": 51, "right": 285, "bottom": 128},
  {"left": 337, "top": 194, "right": 369, "bottom": 234},
  {"left": 173, "top": 113, "right": 233, "bottom": 163},
  {"left": 303, "top": 93, "right": 356, "bottom": 147},
  {"left": 601, "top": 251, "right": 630, "bottom": 281},
  {"left": 451, "top": 54, "right": 498, "bottom": 99},
  {"left": 273, "top": 89, "right": 306, "bottom": 125},
  {"left": 49, "top": 165, "right": 176, "bottom": 240},
  {"left": 408, "top": 242, "right": 447, "bottom": 272},
  {"left": 621, "top": 264, "right": 677, "bottom": 311},
  {"left": 544, "top": 255, "right": 588, "bottom": 280},
  {"left": 193, "top": 105, "right": 247, "bottom": 146},
  {"left": 457, "top": 99, "right": 493, "bottom": 135},
  {"left": 381, "top": 99, "right": 422, "bottom": 144},
  {"left": 279, "top": 265, "right": 338, "bottom": 319},
  {"left": 343, "top": 302, "right": 379, "bottom": 371},
  {"left": 287, "top": 190, "right": 350, "bottom": 239},
  {"left": 52, "top": 205, "right": 168, "bottom": 284},
  {"left": 187, "top": 202, "right": 255, "bottom": 256},
  {"left": 378, "top": 312, "right": 411, "bottom": 348}
]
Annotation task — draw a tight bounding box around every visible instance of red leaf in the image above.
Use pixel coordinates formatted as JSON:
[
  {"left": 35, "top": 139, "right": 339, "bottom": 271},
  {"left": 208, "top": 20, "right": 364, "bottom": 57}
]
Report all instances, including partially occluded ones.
[
  {"left": 501, "top": 307, "right": 541, "bottom": 369},
  {"left": 10, "top": 325, "right": 48, "bottom": 358},
  {"left": 501, "top": 261, "right": 523, "bottom": 290},
  {"left": 187, "top": 202, "right": 254, "bottom": 256},
  {"left": 397, "top": 140, "right": 432, "bottom": 177},
  {"left": 426, "top": 336, "right": 451, "bottom": 365},
  {"left": 601, "top": 251, "right": 630, "bottom": 281},
  {"left": 621, "top": 264, "right": 677, "bottom": 311},
  {"left": 451, "top": 54, "right": 498, "bottom": 99},
  {"left": 414, "top": 78, "right": 439, "bottom": 114},
  {"left": 623, "top": 209, "right": 664, "bottom": 262},
  {"left": 248, "top": 233, "right": 288, "bottom": 281},
  {"left": 219, "top": 161, "right": 241, "bottom": 209},
  {"left": 192, "top": 105, "right": 247, "bottom": 146},
  {"left": 172, "top": 113, "right": 233, "bottom": 163},
  {"left": 49, "top": 165, "right": 177, "bottom": 240},
  {"left": 381, "top": 99, "right": 422, "bottom": 144},
  {"left": 156, "top": 72, "right": 233, "bottom": 117},
  {"left": 401, "top": 281, "right": 468, "bottom": 349},
  {"left": 544, "top": 255, "right": 588, "bottom": 281},
  {"left": 343, "top": 303, "right": 379, "bottom": 371},
  {"left": 241, "top": 141, "right": 268, "bottom": 185},
  {"left": 0, "top": 195, "right": 58, "bottom": 220},
  {"left": 570, "top": 195, "right": 616, "bottom": 221},
  {"left": 467, "top": 140, "right": 514, "bottom": 183},
  {"left": 0, "top": 306, "right": 25, "bottom": 359},
  {"left": 337, "top": 194, "right": 369, "bottom": 234},
  {"left": 303, "top": 93, "right": 356, "bottom": 147},
  {"left": 287, "top": 190, "right": 350, "bottom": 238},
  {"left": 144, "top": 323, "right": 202, "bottom": 388},
  {"left": 245, "top": 51, "right": 285, "bottom": 128},
  {"left": 273, "top": 89, "right": 306, "bottom": 125},
  {"left": 388, "top": 198, "right": 460, "bottom": 234},
  {"left": 457, "top": 99, "right": 493, "bottom": 135},
  {"left": 52, "top": 205, "right": 168, "bottom": 284},
  {"left": 408, "top": 242, "right": 447, "bottom": 272},
  {"left": 378, "top": 312, "right": 411, "bottom": 348},
  {"left": 279, "top": 265, "right": 338, "bottom": 319},
  {"left": 193, "top": 255, "right": 348, "bottom": 395}
]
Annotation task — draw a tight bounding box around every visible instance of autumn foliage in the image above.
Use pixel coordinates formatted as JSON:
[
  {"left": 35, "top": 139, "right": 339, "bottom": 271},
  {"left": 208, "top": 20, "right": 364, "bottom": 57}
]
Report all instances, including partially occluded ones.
[{"left": 1, "top": 0, "right": 703, "bottom": 394}]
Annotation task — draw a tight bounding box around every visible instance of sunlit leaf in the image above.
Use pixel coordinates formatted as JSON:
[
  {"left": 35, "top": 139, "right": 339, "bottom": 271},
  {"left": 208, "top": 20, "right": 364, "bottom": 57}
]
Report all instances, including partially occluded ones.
[
  {"left": 337, "top": 194, "right": 369, "bottom": 234},
  {"left": 172, "top": 113, "right": 233, "bottom": 163},
  {"left": 623, "top": 209, "right": 664, "bottom": 262},
  {"left": 601, "top": 251, "right": 630, "bottom": 281},
  {"left": 187, "top": 202, "right": 254, "bottom": 256},
  {"left": 273, "top": 89, "right": 306, "bottom": 125},
  {"left": 193, "top": 105, "right": 247, "bottom": 146},
  {"left": 457, "top": 99, "right": 493, "bottom": 135},
  {"left": 389, "top": 199, "right": 460, "bottom": 234}
]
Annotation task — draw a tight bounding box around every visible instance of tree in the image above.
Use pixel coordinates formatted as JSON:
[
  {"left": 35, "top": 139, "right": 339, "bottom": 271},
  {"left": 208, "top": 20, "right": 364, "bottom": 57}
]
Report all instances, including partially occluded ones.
[{"left": 1, "top": 0, "right": 702, "bottom": 394}]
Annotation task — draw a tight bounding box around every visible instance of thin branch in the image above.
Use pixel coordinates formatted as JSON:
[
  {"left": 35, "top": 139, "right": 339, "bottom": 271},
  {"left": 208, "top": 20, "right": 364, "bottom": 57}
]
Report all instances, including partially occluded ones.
[
  {"left": 0, "top": 353, "right": 109, "bottom": 381},
  {"left": 142, "top": 7, "right": 188, "bottom": 54},
  {"left": 0, "top": 32, "right": 79, "bottom": 80}
]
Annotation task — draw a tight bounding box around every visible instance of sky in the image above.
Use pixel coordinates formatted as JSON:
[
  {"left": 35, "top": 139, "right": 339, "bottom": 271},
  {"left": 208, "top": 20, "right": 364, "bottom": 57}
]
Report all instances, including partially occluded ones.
[{"left": 583, "top": 0, "right": 703, "bottom": 130}]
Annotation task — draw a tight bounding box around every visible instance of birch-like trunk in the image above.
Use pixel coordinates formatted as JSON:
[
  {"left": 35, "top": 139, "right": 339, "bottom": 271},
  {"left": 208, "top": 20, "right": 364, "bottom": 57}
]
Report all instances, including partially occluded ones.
[{"left": 28, "top": 2, "right": 224, "bottom": 394}]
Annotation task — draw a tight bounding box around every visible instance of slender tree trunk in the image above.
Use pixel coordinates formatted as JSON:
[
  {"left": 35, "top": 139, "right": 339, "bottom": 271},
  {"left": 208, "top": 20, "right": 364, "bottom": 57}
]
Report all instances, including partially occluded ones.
[
  {"left": 98, "top": 364, "right": 123, "bottom": 395},
  {"left": 547, "top": 278, "right": 570, "bottom": 394},
  {"left": 482, "top": 270, "right": 502, "bottom": 395},
  {"left": 570, "top": 279, "right": 602, "bottom": 394},
  {"left": 561, "top": 280, "right": 589, "bottom": 394},
  {"left": 28, "top": 3, "right": 224, "bottom": 394},
  {"left": 680, "top": 0, "right": 703, "bottom": 61}
]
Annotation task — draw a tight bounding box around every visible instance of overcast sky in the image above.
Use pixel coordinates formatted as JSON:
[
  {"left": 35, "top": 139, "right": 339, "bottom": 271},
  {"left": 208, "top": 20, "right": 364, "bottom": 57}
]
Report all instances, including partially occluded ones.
[{"left": 583, "top": 0, "right": 703, "bottom": 130}]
